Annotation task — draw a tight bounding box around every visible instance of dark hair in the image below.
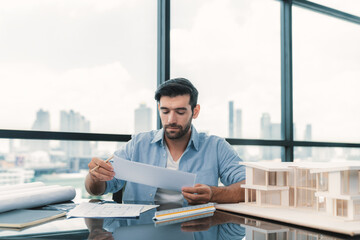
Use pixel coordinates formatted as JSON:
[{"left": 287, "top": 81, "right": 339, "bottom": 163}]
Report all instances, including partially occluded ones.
[{"left": 154, "top": 78, "right": 198, "bottom": 110}]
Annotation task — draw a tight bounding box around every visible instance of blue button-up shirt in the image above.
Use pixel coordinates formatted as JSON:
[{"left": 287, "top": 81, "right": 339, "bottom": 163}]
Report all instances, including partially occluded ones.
[{"left": 104, "top": 126, "right": 245, "bottom": 202}]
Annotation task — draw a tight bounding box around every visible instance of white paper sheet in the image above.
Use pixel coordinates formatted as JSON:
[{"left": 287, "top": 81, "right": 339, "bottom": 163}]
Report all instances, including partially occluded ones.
[
  {"left": 67, "top": 202, "right": 158, "bottom": 218},
  {"left": 112, "top": 156, "right": 196, "bottom": 191}
]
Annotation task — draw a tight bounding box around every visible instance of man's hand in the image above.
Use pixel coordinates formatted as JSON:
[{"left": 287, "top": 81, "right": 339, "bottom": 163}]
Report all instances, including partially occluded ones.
[
  {"left": 88, "top": 157, "right": 115, "bottom": 182},
  {"left": 182, "top": 181, "right": 245, "bottom": 204},
  {"left": 181, "top": 184, "right": 213, "bottom": 205},
  {"left": 85, "top": 157, "right": 115, "bottom": 196},
  {"left": 84, "top": 218, "right": 114, "bottom": 240}
]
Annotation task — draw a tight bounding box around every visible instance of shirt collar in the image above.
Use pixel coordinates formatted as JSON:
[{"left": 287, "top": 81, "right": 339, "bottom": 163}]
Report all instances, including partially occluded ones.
[{"left": 151, "top": 125, "right": 200, "bottom": 151}]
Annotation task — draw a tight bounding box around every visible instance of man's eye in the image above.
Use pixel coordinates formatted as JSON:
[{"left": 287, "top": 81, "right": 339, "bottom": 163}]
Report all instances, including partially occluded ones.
[
  {"left": 177, "top": 112, "right": 185, "bottom": 115},
  {"left": 162, "top": 111, "right": 169, "bottom": 114}
]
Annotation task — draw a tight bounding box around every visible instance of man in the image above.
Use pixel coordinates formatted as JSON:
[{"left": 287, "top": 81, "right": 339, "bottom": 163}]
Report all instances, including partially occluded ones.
[{"left": 85, "top": 78, "right": 245, "bottom": 205}]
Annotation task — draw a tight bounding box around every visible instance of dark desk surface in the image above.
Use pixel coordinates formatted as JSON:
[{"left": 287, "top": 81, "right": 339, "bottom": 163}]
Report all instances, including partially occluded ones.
[{"left": 0, "top": 201, "right": 358, "bottom": 240}]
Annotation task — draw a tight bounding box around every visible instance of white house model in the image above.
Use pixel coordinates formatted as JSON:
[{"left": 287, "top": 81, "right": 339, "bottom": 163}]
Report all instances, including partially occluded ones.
[{"left": 241, "top": 161, "right": 360, "bottom": 220}]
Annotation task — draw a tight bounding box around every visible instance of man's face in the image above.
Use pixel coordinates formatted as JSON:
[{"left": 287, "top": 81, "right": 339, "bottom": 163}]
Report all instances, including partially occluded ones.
[{"left": 159, "top": 95, "right": 199, "bottom": 140}]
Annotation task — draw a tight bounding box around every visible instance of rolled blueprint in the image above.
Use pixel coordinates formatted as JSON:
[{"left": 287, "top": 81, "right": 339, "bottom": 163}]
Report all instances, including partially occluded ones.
[
  {"left": 0, "top": 183, "right": 76, "bottom": 213},
  {"left": 0, "top": 182, "right": 45, "bottom": 192}
]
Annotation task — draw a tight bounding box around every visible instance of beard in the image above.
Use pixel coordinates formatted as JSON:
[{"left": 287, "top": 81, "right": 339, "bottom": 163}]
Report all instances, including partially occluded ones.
[{"left": 164, "top": 119, "right": 192, "bottom": 140}]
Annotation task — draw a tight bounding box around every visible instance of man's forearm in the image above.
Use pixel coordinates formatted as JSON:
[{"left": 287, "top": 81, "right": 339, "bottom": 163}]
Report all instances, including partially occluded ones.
[
  {"left": 210, "top": 180, "right": 245, "bottom": 203},
  {"left": 85, "top": 174, "right": 107, "bottom": 196}
]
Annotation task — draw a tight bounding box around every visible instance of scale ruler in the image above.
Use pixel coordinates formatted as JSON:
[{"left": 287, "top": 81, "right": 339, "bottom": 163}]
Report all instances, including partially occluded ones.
[{"left": 153, "top": 203, "right": 215, "bottom": 222}]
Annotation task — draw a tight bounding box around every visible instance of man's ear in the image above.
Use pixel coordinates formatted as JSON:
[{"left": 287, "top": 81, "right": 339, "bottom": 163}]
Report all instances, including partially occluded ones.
[{"left": 192, "top": 104, "right": 200, "bottom": 119}]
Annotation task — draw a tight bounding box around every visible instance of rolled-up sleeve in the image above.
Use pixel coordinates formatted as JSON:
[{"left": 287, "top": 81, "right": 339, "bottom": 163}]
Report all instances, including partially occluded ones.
[
  {"left": 103, "top": 137, "right": 135, "bottom": 194},
  {"left": 217, "top": 139, "right": 246, "bottom": 186}
]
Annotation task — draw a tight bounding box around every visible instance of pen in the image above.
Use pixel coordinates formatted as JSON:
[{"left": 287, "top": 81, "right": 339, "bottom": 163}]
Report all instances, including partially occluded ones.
[{"left": 90, "top": 155, "right": 114, "bottom": 173}]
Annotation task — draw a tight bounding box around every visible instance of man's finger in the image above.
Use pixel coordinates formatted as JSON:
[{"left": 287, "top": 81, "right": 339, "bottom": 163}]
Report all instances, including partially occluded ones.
[
  {"left": 182, "top": 191, "right": 207, "bottom": 201},
  {"left": 181, "top": 187, "right": 199, "bottom": 194},
  {"left": 182, "top": 186, "right": 209, "bottom": 195},
  {"left": 90, "top": 170, "right": 114, "bottom": 181},
  {"left": 90, "top": 157, "right": 114, "bottom": 171}
]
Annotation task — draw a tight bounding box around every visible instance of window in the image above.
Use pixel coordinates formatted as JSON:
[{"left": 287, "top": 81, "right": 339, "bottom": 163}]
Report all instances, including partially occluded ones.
[
  {"left": 294, "top": 147, "right": 360, "bottom": 162},
  {"left": 1, "top": 0, "right": 360, "bottom": 197},
  {"left": 318, "top": 196, "right": 326, "bottom": 212},
  {"left": 268, "top": 171, "right": 288, "bottom": 187},
  {"left": 261, "top": 190, "right": 281, "bottom": 206},
  {"left": 293, "top": 6, "right": 360, "bottom": 143},
  {"left": 171, "top": 0, "right": 281, "bottom": 139},
  {"left": 354, "top": 201, "right": 360, "bottom": 216},
  {"left": 253, "top": 168, "right": 266, "bottom": 186},
  {"left": 341, "top": 170, "right": 350, "bottom": 195},
  {"left": 318, "top": 172, "right": 329, "bottom": 191},
  {"left": 269, "top": 172, "right": 277, "bottom": 186},
  {"left": 0, "top": 1, "right": 157, "bottom": 135},
  {"left": 247, "top": 189, "right": 256, "bottom": 204},
  {"left": 336, "top": 199, "right": 348, "bottom": 217},
  {"left": 0, "top": 138, "right": 122, "bottom": 200},
  {"left": 0, "top": 1, "right": 156, "bottom": 193}
]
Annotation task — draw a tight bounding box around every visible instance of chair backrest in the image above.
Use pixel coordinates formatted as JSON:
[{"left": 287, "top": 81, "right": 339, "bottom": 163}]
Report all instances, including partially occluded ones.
[{"left": 112, "top": 189, "right": 123, "bottom": 203}]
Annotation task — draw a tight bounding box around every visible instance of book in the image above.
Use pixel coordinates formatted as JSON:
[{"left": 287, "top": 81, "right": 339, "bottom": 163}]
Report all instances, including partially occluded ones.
[
  {"left": 0, "top": 209, "right": 66, "bottom": 228},
  {"left": 153, "top": 203, "right": 215, "bottom": 223}
]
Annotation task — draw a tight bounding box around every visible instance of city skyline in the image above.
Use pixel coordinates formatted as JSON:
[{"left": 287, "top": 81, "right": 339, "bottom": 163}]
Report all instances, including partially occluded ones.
[
  {"left": 0, "top": 106, "right": 359, "bottom": 167},
  {"left": 2, "top": 105, "right": 314, "bottom": 154}
]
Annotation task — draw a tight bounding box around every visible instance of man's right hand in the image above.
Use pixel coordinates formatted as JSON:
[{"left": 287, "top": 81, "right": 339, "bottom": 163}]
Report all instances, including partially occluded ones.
[
  {"left": 88, "top": 157, "right": 115, "bottom": 182},
  {"left": 85, "top": 157, "right": 115, "bottom": 196}
]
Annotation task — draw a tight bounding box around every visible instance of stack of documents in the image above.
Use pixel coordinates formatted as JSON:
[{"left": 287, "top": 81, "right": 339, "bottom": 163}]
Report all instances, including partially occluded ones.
[
  {"left": 153, "top": 203, "right": 215, "bottom": 223},
  {"left": 67, "top": 202, "right": 158, "bottom": 218}
]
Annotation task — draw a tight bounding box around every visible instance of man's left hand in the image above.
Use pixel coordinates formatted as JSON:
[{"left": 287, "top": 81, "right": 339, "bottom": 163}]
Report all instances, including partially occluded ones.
[{"left": 182, "top": 184, "right": 213, "bottom": 205}]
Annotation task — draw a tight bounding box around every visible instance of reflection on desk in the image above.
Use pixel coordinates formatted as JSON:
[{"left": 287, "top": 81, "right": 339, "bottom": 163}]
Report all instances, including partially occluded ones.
[{"left": 0, "top": 200, "right": 358, "bottom": 239}]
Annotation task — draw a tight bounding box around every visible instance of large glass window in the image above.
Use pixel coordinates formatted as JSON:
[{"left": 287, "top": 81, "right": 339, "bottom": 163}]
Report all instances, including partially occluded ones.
[
  {"left": 294, "top": 147, "right": 360, "bottom": 162},
  {"left": 292, "top": 6, "right": 360, "bottom": 143},
  {"left": 171, "top": 0, "right": 281, "bottom": 139},
  {"left": 0, "top": 138, "right": 120, "bottom": 199},
  {"left": 0, "top": 0, "right": 157, "bottom": 135}
]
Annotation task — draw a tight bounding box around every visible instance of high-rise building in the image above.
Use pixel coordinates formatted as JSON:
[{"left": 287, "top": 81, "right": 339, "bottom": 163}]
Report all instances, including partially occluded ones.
[
  {"left": 229, "top": 101, "right": 234, "bottom": 138},
  {"left": 234, "top": 108, "right": 245, "bottom": 159},
  {"left": 303, "top": 124, "right": 312, "bottom": 158},
  {"left": 260, "top": 113, "right": 281, "bottom": 160},
  {"left": 260, "top": 113, "right": 271, "bottom": 140},
  {"left": 32, "top": 109, "right": 50, "bottom": 131},
  {"left": 29, "top": 109, "right": 50, "bottom": 151},
  {"left": 235, "top": 109, "right": 242, "bottom": 138},
  {"left": 134, "top": 103, "right": 152, "bottom": 133},
  {"left": 60, "top": 110, "right": 91, "bottom": 158}
]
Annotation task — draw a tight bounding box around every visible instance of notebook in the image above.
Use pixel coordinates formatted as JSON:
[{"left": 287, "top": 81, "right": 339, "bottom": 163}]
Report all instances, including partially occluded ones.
[{"left": 0, "top": 209, "right": 66, "bottom": 228}]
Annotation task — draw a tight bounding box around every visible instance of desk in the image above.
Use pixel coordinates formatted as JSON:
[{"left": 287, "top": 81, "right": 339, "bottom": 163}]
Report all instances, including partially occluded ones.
[{"left": 0, "top": 202, "right": 357, "bottom": 239}]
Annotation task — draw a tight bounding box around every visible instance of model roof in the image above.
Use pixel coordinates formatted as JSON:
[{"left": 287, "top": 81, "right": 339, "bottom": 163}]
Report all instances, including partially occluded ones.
[{"left": 240, "top": 161, "right": 360, "bottom": 173}]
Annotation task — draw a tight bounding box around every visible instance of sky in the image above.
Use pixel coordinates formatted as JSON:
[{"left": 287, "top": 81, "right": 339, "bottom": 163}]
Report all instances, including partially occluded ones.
[{"left": 0, "top": 0, "right": 359, "bottom": 154}]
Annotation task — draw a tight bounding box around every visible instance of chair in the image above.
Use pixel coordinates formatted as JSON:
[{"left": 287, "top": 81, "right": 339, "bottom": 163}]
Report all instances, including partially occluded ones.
[{"left": 112, "top": 189, "right": 123, "bottom": 203}]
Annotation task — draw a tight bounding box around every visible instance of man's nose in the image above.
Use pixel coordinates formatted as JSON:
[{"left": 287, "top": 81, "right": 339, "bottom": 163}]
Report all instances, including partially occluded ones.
[{"left": 167, "top": 111, "right": 177, "bottom": 124}]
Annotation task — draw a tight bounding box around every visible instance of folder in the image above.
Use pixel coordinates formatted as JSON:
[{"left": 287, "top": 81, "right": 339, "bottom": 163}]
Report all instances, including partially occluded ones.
[{"left": 0, "top": 209, "right": 66, "bottom": 228}]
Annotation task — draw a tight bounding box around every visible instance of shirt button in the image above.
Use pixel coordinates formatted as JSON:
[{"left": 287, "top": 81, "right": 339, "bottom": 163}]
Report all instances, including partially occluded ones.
[{"left": 150, "top": 194, "right": 153, "bottom": 197}]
